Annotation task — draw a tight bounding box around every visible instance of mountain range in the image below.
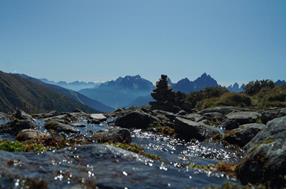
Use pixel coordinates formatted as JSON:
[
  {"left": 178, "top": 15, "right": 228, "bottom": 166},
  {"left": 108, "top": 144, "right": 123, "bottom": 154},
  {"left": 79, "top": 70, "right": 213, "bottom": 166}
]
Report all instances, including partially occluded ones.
[
  {"left": 41, "top": 79, "right": 101, "bottom": 91},
  {"left": 0, "top": 71, "right": 113, "bottom": 113},
  {"left": 0, "top": 70, "right": 285, "bottom": 112},
  {"left": 227, "top": 83, "right": 245, "bottom": 93},
  {"left": 78, "top": 73, "right": 285, "bottom": 108},
  {"left": 79, "top": 75, "right": 154, "bottom": 108},
  {"left": 78, "top": 73, "right": 220, "bottom": 108},
  {"left": 172, "top": 73, "right": 219, "bottom": 93}
]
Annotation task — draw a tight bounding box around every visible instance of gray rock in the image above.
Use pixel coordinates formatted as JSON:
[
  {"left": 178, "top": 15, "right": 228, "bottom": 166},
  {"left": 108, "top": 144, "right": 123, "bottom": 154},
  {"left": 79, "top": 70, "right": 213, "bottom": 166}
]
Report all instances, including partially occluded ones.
[
  {"left": 45, "top": 120, "right": 79, "bottom": 133},
  {"left": 203, "top": 112, "right": 225, "bottom": 119},
  {"left": 33, "top": 111, "right": 58, "bottom": 119},
  {"left": 16, "top": 129, "right": 51, "bottom": 141},
  {"left": 152, "top": 110, "right": 177, "bottom": 120},
  {"left": 90, "top": 113, "right": 107, "bottom": 123},
  {"left": 92, "top": 128, "right": 131, "bottom": 144},
  {"left": 0, "top": 143, "right": 233, "bottom": 189},
  {"left": 199, "top": 106, "right": 239, "bottom": 115},
  {"left": 0, "top": 112, "right": 9, "bottom": 120},
  {"left": 115, "top": 111, "right": 158, "bottom": 129},
  {"left": 223, "top": 123, "right": 265, "bottom": 147},
  {"left": 260, "top": 108, "right": 286, "bottom": 124},
  {"left": 0, "top": 120, "right": 36, "bottom": 135},
  {"left": 176, "top": 110, "right": 187, "bottom": 115},
  {"left": 219, "top": 119, "right": 240, "bottom": 130},
  {"left": 226, "top": 111, "right": 261, "bottom": 124},
  {"left": 13, "top": 109, "right": 34, "bottom": 121},
  {"left": 174, "top": 117, "right": 221, "bottom": 141},
  {"left": 183, "top": 113, "right": 204, "bottom": 122},
  {"left": 236, "top": 117, "right": 286, "bottom": 188}
]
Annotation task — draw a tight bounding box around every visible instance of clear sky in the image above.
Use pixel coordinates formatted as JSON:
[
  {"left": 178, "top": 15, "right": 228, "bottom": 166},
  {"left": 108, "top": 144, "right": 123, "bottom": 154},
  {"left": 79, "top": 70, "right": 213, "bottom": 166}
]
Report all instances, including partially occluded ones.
[{"left": 0, "top": 0, "right": 285, "bottom": 85}]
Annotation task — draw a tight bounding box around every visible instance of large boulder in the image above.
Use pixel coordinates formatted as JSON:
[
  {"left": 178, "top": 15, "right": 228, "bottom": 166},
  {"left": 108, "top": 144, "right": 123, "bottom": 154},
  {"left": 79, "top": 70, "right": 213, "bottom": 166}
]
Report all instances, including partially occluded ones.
[
  {"left": 16, "top": 129, "right": 51, "bottom": 142},
  {"left": 260, "top": 108, "right": 286, "bottom": 124},
  {"left": 13, "top": 110, "right": 34, "bottom": 121},
  {"left": 33, "top": 111, "right": 59, "bottom": 119},
  {"left": 183, "top": 113, "right": 204, "bottom": 122},
  {"left": 226, "top": 111, "right": 261, "bottom": 124},
  {"left": 223, "top": 123, "right": 265, "bottom": 147},
  {"left": 236, "top": 117, "right": 286, "bottom": 188},
  {"left": 115, "top": 111, "right": 158, "bottom": 129},
  {"left": 219, "top": 119, "right": 240, "bottom": 130},
  {"left": 92, "top": 128, "right": 131, "bottom": 144},
  {"left": 203, "top": 112, "right": 225, "bottom": 120},
  {"left": 0, "top": 120, "right": 36, "bottom": 135},
  {"left": 89, "top": 113, "right": 107, "bottom": 124},
  {"left": 45, "top": 120, "right": 79, "bottom": 133},
  {"left": 152, "top": 110, "right": 177, "bottom": 120},
  {"left": 174, "top": 117, "right": 221, "bottom": 141},
  {"left": 199, "top": 106, "right": 239, "bottom": 115}
]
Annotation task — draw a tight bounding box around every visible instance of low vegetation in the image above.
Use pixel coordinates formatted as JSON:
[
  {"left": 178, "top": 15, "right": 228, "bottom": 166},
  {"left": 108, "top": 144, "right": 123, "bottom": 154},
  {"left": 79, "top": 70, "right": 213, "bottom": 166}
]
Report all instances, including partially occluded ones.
[
  {"left": 0, "top": 140, "right": 47, "bottom": 152},
  {"left": 151, "top": 76, "right": 285, "bottom": 110},
  {"left": 110, "top": 143, "right": 160, "bottom": 160},
  {"left": 189, "top": 162, "right": 237, "bottom": 177}
]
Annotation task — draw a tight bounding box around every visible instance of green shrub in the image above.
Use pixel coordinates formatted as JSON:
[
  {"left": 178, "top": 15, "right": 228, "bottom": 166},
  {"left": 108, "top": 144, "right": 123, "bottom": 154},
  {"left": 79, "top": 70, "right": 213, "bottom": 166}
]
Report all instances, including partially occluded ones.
[
  {"left": 252, "top": 86, "right": 285, "bottom": 108},
  {"left": 244, "top": 80, "right": 275, "bottom": 95},
  {"left": 196, "top": 93, "right": 251, "bottom": 109},
  {"left": 186, "top": 87, "right": 228, "bottom": 108}
]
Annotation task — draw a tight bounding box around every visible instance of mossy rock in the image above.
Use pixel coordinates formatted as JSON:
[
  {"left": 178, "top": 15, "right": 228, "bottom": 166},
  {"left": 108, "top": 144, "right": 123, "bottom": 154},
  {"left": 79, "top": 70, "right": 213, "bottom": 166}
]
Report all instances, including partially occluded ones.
[
  {"left": 0, "top": 140, "right": 47, "bottom": 152},
  {"left": 110, "top": 143, "right": 160, "bottom": 160},
  {"left": 189, "top": 162, "right": 237, "bottom": 177}
]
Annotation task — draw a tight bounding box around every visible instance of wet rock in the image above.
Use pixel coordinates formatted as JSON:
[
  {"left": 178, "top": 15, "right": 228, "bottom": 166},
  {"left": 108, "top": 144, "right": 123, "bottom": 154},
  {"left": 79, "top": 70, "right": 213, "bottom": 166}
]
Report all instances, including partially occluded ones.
[
  {"left": 183, "top": 113, "right": 204, "bottom": 122},
  {"left": 115, "top": 111, "right": 158, "bottom": 129},
  {"left": 33, "top": 111, "right": 58, "bottom": 119},
  {"left": 236, "top": 117, "right": 286, "bottom": 188},
  {"left": 0, "top": 112, "right": 9, "bottom": 120},
  {"left": 223, "top": 123, "right": 265, "bottom": 147},
  {"left": 219, "top": 119, "right": 240, "bottom": 130},
  {"left": 174, "top": 117, "right": 221, "bottom": 141},
  {"left": 13, "top": 109, "right": 34, "bottom": 121},
  {"left": 45, "top": 120, "right": 79, "bottom": 133},
  {"left": 16, "top": 129, "right": 51, "bottom": 142},
  {"left": 176, "top": 110, "right": 187, "bottom": 115},
  {"left": 89, "top": 113, "right": 107, "bottom": 124},
  {"left": 199, "top": 106, "right": 239, "bottom": 115},
  {"left": 0, "top": 120, "right": 36, "bottom": 135},
  {"left": 0, "top": 143, "right": 235, "bottom": 189},
  {"left": 203, "top": 112, "right": 225, "bottom": 120},
  {"left": 0, "top": 113, "right": 10, "bottom": 125},
  {"left": 226, "top": 111, "right": 261, "bottom": 124},
  {"left": 152, "top": 110, "right": 177, "bottom": 120},
  {"left": 92, "top": 128, "right": 131, "bottom": 144},
  {"left": 44, "top": 113, "right": 84, "bottom": 125},
  {"left": 260, "top": 108, "right": 286, "bottom": 124}
]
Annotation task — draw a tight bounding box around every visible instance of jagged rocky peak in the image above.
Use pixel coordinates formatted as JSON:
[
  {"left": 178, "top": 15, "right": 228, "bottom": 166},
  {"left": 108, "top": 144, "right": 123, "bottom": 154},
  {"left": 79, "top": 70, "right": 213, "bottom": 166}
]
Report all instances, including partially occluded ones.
[
  {"left": 275, "top": 80, "right": 286, "bottom": 86},
  {"left": 227, "top": 82, "right": 244, "bottom": 93},
  {"left": 173, "top": 73, "right": 218, "bottom": 93},
  {"left": 194, "top": 73, "right": 217, "bottom": 83},
  {"left": 100, "top": 75, "right": 154, "bottom": 91}
]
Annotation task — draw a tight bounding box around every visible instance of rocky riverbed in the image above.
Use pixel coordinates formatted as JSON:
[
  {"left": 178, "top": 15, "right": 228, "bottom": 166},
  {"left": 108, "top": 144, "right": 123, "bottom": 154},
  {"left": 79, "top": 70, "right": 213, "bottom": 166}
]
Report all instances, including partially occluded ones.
[{"left": 0, "top": 107, "right": 285, "bottom": 189}]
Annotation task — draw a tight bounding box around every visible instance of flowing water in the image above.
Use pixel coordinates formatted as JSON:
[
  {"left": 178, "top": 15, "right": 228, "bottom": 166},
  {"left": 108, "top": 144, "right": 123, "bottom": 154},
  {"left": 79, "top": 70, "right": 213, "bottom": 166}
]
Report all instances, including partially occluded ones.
[{"left": 0, "top": 118, "right": 243, "bottom": 189}]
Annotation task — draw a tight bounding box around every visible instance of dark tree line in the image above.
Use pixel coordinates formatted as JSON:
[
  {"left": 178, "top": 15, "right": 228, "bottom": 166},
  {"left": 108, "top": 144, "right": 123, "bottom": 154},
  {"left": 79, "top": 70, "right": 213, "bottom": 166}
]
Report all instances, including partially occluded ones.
[{"left": 150, "top": 75, "right": 189, "bottom": 112}]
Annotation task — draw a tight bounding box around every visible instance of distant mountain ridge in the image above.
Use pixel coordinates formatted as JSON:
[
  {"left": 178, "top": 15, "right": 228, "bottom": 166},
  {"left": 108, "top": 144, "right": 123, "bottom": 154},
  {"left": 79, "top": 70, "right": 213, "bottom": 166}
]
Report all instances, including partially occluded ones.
[
  {"left": 227, "top": 80, "right": 285, "bottom": 93},
  {"left": 0, "top": 71, "right": 113, "bottom": 113},
  {"left": 227, "top": 83, "right": 245, "bottom": 93},
  {"left": 41, "top": 73, "right": 285, "bottom": 109},
  {"left": 41, "top": 79, "right": 100, "bottom": 91},
  {"left": 79, "top": 75, "right": 154, "bottom": 108},
  {"left": 172, "top": 73, "right": 218, "bottom": 93}
]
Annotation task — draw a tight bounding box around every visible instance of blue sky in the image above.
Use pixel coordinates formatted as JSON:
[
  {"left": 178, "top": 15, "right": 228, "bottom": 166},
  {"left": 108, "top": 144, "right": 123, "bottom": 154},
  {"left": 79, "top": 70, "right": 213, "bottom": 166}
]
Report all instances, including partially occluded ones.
[{"left": 0, "top": 0, "right": 285, "bottom": 85}]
